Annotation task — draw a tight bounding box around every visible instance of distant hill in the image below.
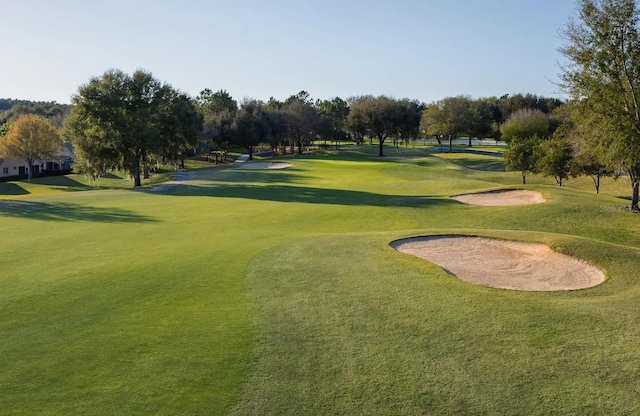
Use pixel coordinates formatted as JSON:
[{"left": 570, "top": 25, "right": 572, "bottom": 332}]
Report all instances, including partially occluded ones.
[{"left": 0, "top": 98, "right": 71, "bottom": 128}]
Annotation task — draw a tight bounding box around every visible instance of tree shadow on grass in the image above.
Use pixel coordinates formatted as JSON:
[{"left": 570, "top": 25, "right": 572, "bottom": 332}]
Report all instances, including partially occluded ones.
[
  {"left": 0, "top": 183, "right": 29, "bottom": 196},
  {"left": 31, "top": 175, "right": 93, "bottom": 191},
  {"left": 158, "top": 183, "right": 458, "bottom": 208},
  {"left": 0, "top": 200, "right": 158, "bottom": 223}
]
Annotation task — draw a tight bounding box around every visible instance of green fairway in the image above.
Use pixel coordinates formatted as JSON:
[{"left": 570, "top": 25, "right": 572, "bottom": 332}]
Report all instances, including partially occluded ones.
[{"left": 1, "top": 146, "right": 639, "bottom": 414}]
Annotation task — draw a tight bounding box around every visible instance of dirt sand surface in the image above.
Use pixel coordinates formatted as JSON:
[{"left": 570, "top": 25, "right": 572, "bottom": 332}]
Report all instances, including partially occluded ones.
[
  {"left": 452, "top": 189, "right": 545, "bottom": 206},
  {"left": 391, "top": 236, "right": 605, "bottom": 291},
  {"left": 238, "top": 162, "right": 291, "bottom": 170}
]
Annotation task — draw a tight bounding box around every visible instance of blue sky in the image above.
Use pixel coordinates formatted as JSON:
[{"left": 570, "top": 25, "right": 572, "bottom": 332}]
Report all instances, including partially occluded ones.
[{"left": 1, "top": 0, "right": 576, "bottom": 104}]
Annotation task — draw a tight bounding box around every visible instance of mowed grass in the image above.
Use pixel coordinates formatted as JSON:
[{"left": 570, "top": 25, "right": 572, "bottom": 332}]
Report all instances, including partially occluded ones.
[{"left": 1, "top": 145, "right": 640, "bottom": 414}]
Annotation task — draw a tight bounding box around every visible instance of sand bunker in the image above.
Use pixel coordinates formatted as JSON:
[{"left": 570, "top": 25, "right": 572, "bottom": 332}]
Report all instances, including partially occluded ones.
[
  {"left": 238, "top": 162, "right": 291, "bottom": 170},
  {"left": 452, "top": 189, "right": 545, "bottom": 206},
  {"left": 391, "top": 236, "right": 605, "bottom": 291}
]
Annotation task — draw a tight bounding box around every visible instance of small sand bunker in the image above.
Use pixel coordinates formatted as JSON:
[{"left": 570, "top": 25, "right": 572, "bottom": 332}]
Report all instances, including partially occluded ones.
[
  {"left": 238, "top": 162, "right": 291, "bottom": 170},
  {"left": 452, "top": 189, "right": 545, "bottom": 206},
  {"left": 391, "top": 236, "right": 605, "bottom": 291}
]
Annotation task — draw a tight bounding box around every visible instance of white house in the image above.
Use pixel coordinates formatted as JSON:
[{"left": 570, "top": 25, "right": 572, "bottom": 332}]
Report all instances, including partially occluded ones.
[{"left": 0, "top": 143, "right": 74, "bottom": 181}]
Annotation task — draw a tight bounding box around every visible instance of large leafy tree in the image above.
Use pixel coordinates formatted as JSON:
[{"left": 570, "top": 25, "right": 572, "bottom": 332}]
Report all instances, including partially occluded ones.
[
  {"left": 316, "top": 97, "right": 350, "bottom": 148},
  {"left": 420, "top": 96, "right": 474, "bottom": 151},
  {"left": 561, "top": 0, "right": 640, "bottom": 210},
  {"left": 500, "top": 108, "right": 551, "bottom": 143},
  {"left": 282, "top": 93, "right": 322, "bottom": 155},
  {"left": 537, "top": 137, "right": 574, "bottom": 186},
  {"left": 233, "top": 99, "right": 269, "bottom": 160},
  {"left": 66, "top": 69, "right": 201, "bottom": 187},
  {"left": 504, "top": 134, "right": 542, "bottom": 184},
  {"left": 0, "top": 114, "right": 62, "bottom": 181},
  {"left": 198, "top": 89, "right": 237, "bottom": 162},
  {"left": 348, "top": 95, "right": 414, "bottom": 156}
]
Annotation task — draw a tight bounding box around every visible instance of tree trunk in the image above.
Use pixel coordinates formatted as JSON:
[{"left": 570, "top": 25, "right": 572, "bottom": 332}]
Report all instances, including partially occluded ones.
[
  {"left": 468, "top": 136, "right": 472, "bottom": 147},
  {"left": 378, "top": 135, "right": 385, "bottom": 157},
  {"left": 27, "top": 161, "right": 33, "bottom": 182},
  {"left": 143, "top": 163, "right": 150, "bottom": 179},
  {"left": 133, "top": 160, "right": 142, "bottom": 187},
  {"left": 448, "top": 134, "right": 453, "bottom": 152},
  {"left": 522, "top": 172, "right": 526, "bottom": 185},
  {"left": 248, "top": 146, "right": 253, "bottom": 161},
  {"left": 632, "top": 180, "right": 639, "bottom": 212},
  {"left": 591, "top": 174, "right": 600, "bottom": 194},
  {"left": 298, "top": 139, "right": 303, "bottom": 155}
]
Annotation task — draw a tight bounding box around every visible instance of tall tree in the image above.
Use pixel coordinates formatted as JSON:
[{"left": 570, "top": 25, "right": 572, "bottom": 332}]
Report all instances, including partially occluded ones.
[
  {"left": 561, "top": 0, "right": 640, "bottom": 211},
  {"left": 348, "top": 95, "right": 410, "bottom": 156},
  {"left": 0, "top": 114, "right": 62, "bottom": 181},
  {"left": 316, "top": 97, "right": 350, "bottom": 148},
  {"left": 233, "top": 99, "right": 269, "bottom": 160},
  {"left": 283, "top": 94, "right": 321, "bottom": 155},
  {"left": 67, "top": 69, "right": 200, "bottom": 187},
  {"left": 198, "top": 89, "right": 237, "bottom": 163},
  {"left": 420, "top": 96, "right": 474, "bottom": 151},
  {"left": 500, "top": 108, "right": 552, "bottom": 143},
  {"left": 537, "top": 136, "right": 574, "bottom": 186},
  {"left": 504, "top": 134, "right": 542, "bottom": 184}
]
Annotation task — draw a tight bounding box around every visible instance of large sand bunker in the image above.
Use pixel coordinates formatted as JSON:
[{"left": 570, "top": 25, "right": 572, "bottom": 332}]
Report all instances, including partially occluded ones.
[
  {"left": 391, "top": 236, "right": 605, "bottom": 291},
  {"left": 452, "top": 189, "right": 545, "bottom": 206},
  {"left": 237, "top": 162, "right": 291, "bottom": 170}
]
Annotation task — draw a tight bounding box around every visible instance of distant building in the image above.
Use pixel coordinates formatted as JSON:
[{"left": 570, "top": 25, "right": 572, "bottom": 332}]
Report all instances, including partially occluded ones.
[{"left": 0, "top": 143, "right": 74, "bottom": 181}]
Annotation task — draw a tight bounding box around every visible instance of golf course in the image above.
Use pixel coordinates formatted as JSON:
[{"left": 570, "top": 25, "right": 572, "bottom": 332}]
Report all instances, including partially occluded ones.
[{"left": 2, "top": 144, "right": 640, "bottom": 414}]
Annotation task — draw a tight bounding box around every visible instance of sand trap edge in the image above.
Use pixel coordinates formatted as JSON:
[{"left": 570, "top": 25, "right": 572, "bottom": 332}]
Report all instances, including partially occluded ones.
[
  {"left": 390, "top": 235, "right": 606, "bottom": 291},
  {"left": 451, "top": 189, "right": 546, "bottom": 206}
]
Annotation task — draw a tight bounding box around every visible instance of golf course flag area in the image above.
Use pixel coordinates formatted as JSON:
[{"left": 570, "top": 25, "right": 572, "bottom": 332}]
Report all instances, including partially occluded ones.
[{"left": 2, "top": 146, "right": 640, "bottom": 414}]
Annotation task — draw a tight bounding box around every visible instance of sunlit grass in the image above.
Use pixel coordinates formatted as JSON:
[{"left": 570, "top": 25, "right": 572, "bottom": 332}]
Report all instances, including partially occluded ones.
[{"left": 1, "top": 144, "right": 639, "bottom": 414}]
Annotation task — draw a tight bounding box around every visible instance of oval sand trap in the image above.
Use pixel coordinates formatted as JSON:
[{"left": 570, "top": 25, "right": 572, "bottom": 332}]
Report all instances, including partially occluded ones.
[
  {"left": 452, "top": 189, "right": 545, "bottom": 206},
  {"left": 391, "top": 236, "right": 605, "bottom": 291},
  {"left": 238, "top": 162, "right": 291, "bottom": 170}
]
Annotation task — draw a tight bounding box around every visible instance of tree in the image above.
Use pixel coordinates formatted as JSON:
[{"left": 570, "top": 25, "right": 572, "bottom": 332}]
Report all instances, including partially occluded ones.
[
  {"left": 198, "top": 89, "right": 237, "bottom": 163},
  {"left": 468, "top": 99, "right": 498, "bottom": 145},
  {"left": 537, "top": 137, "right": 574, "bottom": 186},
  {"left": 500, "top": 108, "right": 551, "bottom": 143},
  {"left": 561, "top": 0, "right": 640, "bottom": 211},
  {"left": 348, "top": 95, "right": 411, "bottom": 156},
  {"left": 197, "top": 89, "right": 237, "bottom": 116},
  {"left": 504, "top": 134, "right": 542, "bottom": 184},
  {"left": 316, "top": 97, "right": 350, "bottom": 149},
  {"left": 151, "top": 88, "right": 203, "bottom": 169},
  {"left": 420, "top": 96, "right": 474, "bottom": 151},
  {"left": 66, "top": 69, "right": 201, "bottom": 187},
  {"left": 233, "top": 99, "right": 269, "bottom": 160},
  {"left": 282, "top": 94, "right": 321, "bottom": 155},
  {"left": 0, "top": 114, "right": 62, "bottom": 181}
]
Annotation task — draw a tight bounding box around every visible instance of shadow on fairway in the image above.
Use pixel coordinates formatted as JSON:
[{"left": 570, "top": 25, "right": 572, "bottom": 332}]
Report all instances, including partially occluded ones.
[
  {"left": 0, "top": 200, "right": 158, "bottom": 223},
  {"left": 31, "top": 175, "right": 93, "bottom": 190},
  {"left": 0, "top": 183, "right": 29, "bottom": 196},
  {"left": 432, "top": 156, "right": 506, "bottom": 172},
  {"left": 158, "top": 183, "right": 457, "bottom": 208}
]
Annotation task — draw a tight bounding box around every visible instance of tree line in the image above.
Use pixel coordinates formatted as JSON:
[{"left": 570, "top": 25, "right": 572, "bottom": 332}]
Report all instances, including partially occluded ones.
[
  {"left": 496, "top": 0, "right": 640, "bottom": 212},
  {"left": 2, "top": 0, "right": 639, "bottom": 211}
]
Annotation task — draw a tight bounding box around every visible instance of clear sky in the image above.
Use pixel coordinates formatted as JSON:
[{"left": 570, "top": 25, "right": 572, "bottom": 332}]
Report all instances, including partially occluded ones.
[{"left": 1, "top": 0, "right": 577, "bottom": 104}]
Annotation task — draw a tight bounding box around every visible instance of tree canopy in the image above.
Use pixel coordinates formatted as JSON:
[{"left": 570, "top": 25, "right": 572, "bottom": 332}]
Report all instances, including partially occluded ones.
[
  {"left": 0, "top": 114, "right": 62, "bottom": 181},
  {"left": 561, "top": 0, "right": 640, "bottom": 210},
  {"left": 348, "top": 96, "right": 419, "bottom": 156},
  {"left": 65, "top": 69, "right": 202, "bottom": 186},
  {"left": 499, "top": 108, "right": 552, "bottom": 143}
]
